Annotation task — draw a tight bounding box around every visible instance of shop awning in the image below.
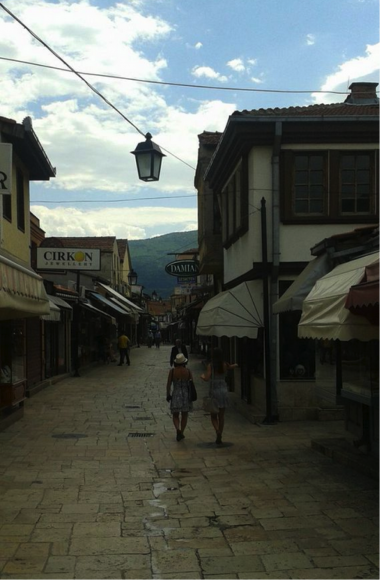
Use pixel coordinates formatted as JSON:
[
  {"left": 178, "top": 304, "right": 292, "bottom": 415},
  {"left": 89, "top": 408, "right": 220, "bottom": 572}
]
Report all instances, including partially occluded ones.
[
  {"left": 298, "top": 253, "right": 379, "bottom": 341},
  {"left": 196, "top": 280, "right": 263, "bottom": 339},
  {"left": 344, "top": 260, "right": 379, "bottom": 325},
  {"left": 97, "top": 283, "right": 143, "bottom": 312},
  {"left": 273, "top": 254, "right": 330, "bottom": 314},
  {"left": 88, "top": 292, "right": 131, "bottom": 316},
  {"left": 80, "top": 301, "right": 116, "bottom": 325},
  {"left": 41, "top": 299, "right": 61, "bottom": 322},
  {"left": 49, "top": 295, "right": 73, "bottom": 310},
  {"left": 0, "top": 254, "right": 50, "bottom": 320},
  {"left": 109, "top": 297, "right": 133, "bottom": 314}
]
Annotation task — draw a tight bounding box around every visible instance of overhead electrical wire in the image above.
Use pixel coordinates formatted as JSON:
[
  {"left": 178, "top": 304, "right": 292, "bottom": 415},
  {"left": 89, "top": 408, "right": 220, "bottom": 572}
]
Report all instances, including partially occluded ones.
[
  {"left": 0, "top": 55, "right": 357, "bottom": 96},
  {"left": 0, "top": 3, "right": 195, "bottom": 171}
]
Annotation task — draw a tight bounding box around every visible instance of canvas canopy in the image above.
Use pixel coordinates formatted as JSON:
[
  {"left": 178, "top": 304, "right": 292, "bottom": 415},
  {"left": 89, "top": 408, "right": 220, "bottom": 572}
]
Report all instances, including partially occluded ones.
[
  {"left": 273, "top": 254, "right": 330, "bottom": 313},
  {"left": 97, "top": 283, "right": 143, "bottom": 312},
  {"left": 0, "top": 254, "right": 50, "bottom": 320},
  {"left": 298, "top": 253, "right": 379, "bottom": 341},
  {"left": 196, "top": 280, "right": 263, "bottom": 339}
]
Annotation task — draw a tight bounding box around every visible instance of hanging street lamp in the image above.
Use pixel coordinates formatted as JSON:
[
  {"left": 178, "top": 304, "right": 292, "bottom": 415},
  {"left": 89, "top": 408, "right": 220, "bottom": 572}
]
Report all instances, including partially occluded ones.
[
  {"left": 127, "top": 269, "right": 138, "bottom": 286},
  {"left": 131, "top": 133, "right": 166, "bottom": 182}
]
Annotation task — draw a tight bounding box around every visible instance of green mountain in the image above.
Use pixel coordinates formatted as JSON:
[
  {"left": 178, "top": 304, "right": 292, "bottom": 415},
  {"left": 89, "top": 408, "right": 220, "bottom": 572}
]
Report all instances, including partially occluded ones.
[{"left": 129, "top": 230, "right": 198, "bottom": 298}]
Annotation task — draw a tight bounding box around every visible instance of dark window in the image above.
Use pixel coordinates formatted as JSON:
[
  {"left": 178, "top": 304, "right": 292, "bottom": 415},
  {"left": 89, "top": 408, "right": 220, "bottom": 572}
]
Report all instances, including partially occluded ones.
[
  {"left": 16, "top": 168, "right": 25, "bottom": 232},
  {"left": 340, "top": 153, "right": 372, "bottom": 214},
  {"left": 282, "top": 150, "right": 378, "bottom": 223},
  {"left": 222, "top": 156, "right": 249, "bottom": 247},
  {"left": 3, "top": 191, "right": 11, "bottom": 221},
  {"left": 294, "top": 154, "right": 326, "bottom": 215},
  {"left": 213, "top": 192, "right": 222, "bottom": 234},
  {"left": 278, "top": 281, "right": 315, "bottom": 380}
]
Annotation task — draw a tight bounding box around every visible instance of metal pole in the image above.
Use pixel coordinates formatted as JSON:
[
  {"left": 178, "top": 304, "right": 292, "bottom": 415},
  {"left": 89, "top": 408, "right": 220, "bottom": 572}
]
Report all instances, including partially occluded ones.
[
  {"left": 73, "top": 270, "right": 81, "bottom": 377},
  {"left": 261, "top": 198, "right": 275, "bottom": 424}
]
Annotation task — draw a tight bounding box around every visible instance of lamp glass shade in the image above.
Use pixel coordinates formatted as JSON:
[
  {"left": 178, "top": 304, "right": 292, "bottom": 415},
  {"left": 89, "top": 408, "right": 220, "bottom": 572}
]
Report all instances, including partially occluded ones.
[
  {"left": 127, "top": 270, "right": 138, "bottom": 285},
  {"left": 131, "top": 134, "right": 165, "bottom": 182}
]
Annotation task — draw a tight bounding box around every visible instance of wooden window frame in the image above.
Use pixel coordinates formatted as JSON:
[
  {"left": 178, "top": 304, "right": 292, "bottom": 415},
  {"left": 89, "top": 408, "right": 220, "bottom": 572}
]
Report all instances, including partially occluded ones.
[
  {"left": 222, "top": 155, "right": 249, "bottom": 249},
  {"left": 281, "top": 149, "right": 379, "bottom": 224}
]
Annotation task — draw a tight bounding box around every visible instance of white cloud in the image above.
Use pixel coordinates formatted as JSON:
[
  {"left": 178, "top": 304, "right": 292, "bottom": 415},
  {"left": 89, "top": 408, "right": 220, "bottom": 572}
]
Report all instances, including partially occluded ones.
[
  {"left": 251, "top": 77, "right": 264, "bottom": 84},
  {"left": 31, "top": 205, "right": 198, "bottom": 239},
  {"left": 312, "top": 42, "right": 380, "bottom": 103},
  {"left": 226, "top": 58, "right": 245, "bottom": 73},
  {"left": 191, "top": 66, "right": 228, "bottom": 83},
  {"left": 306, "top": 34, "right": 315, "bottom": 46},
  {"left": 194, "top": 42, "right": 202, "bottom": 50}
]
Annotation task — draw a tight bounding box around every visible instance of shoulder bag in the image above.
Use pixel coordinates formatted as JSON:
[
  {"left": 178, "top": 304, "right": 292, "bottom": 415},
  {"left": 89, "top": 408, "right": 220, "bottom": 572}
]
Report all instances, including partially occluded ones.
[{"left": 188, "top": 371, "right": 197, "bottom": 401}]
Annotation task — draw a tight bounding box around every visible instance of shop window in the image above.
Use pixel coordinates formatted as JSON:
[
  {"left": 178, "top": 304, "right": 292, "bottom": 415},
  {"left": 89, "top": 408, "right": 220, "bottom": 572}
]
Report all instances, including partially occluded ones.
[
  {"left": 0, "top": 320, "right": 26, "bottom": 384},
  {"left": 278, "top": 281, "right": 315, "bottom": 380},
  {"left": 341, "top": 340, "right": 379, "bottom": 398}
]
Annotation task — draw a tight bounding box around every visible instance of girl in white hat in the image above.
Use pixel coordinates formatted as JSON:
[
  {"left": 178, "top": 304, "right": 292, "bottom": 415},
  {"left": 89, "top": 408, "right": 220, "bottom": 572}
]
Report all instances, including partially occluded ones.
[{"left": 166, "top": 353, "right": 194, "bottom": 441}]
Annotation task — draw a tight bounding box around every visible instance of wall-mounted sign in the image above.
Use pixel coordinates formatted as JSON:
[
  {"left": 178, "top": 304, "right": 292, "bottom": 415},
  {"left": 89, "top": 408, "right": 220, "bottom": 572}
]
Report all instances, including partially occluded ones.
[
  {"left": 177, "top": 276, "right": 196, "bottom": 286},
  {"left": 165, "top": 259, "right": 199, "bottom": 278},
  {"left": 0, "top": 143, "right": 12, "bottom": 195},
  {"left": 37, "top": 247, "right": 101, "bottom": 270}
]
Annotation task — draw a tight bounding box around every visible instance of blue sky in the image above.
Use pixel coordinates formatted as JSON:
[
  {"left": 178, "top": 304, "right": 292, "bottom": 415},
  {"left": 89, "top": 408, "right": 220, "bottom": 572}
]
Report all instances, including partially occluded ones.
[{"left": 0, "top": 0, "right": 378, "bottom": 239}]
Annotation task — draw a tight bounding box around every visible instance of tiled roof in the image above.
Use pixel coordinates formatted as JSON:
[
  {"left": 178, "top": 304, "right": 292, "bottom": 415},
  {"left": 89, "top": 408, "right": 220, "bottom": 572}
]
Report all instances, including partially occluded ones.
[
  {"left": 51, "top": 237, "right": 116, "bottom": 252},
  {"left": 178, "top": 248, "right": 199, "bottom": 255},
  {"left": 0, "top": 116, "right": 16, "bottom": 125},
  {"left": 117, "top": 239, "right": 127, "bottom": 258},
  {"left": 232, "top": 103, "right": 379, "bottom": 118},
  {"left": 198, "top": 131, "right": 222, "bottom": 145},
  {"left": 148, "top": 301, "right": 171, "bottom": 315}
]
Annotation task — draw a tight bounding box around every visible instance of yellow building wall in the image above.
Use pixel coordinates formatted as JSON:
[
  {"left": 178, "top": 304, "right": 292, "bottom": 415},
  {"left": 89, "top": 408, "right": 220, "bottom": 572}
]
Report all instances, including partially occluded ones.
[{"left": 1, "top": 155, "right": 31, "bottom": 264}]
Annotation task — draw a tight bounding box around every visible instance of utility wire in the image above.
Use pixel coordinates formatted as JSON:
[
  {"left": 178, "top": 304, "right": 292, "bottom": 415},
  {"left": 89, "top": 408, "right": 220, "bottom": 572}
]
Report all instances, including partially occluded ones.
[
  {"left": 0, "top": 3, "right": 196, "bottom": 172},
  {"left": 0, "top": 55, "right": 361, "bottom": 96}
]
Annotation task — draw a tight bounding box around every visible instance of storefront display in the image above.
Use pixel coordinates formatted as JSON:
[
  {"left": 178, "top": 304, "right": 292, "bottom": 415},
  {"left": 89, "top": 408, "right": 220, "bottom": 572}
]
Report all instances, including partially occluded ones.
[{"left": 0, "top": 320, "right": 26, "bottom": 409}]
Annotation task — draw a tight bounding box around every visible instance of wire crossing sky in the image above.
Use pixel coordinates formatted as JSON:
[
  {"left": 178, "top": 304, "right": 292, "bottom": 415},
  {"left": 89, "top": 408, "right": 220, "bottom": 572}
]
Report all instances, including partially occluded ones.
[{"left": 0, "top": 0, "right": 378, "bottom": 240}]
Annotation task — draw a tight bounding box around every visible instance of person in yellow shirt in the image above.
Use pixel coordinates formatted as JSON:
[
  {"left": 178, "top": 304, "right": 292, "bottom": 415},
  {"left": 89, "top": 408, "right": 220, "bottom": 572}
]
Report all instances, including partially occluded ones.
[{"left": 117, "top": 331, "right": 131, "bottom": 366}]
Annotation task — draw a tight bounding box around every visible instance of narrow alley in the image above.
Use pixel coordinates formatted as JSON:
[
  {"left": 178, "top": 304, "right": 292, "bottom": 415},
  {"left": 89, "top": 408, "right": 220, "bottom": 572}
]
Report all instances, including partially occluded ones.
[{"left": 0, "top": 346, "right": 378, "bottom": 579}]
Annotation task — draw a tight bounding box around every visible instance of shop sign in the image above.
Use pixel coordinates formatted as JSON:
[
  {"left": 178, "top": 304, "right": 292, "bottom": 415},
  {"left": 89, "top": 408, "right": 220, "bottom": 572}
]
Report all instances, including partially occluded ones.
[
  {"left": 165, "top": 260, "right": 199, "bottom": 277},
  {"left": 37, "top": 247, "right": 101, "bottom": 270},
  {"left": 177, "top": 276, "right": 196, "bottom": 285},
  {"left": 0, "top": 143, "right": 12, "bottom": 195}
]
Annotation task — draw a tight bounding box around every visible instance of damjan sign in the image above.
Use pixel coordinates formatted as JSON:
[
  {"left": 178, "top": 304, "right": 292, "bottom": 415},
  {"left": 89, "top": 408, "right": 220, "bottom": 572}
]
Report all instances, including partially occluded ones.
[
  {"left": 165, "top": 259, "right": 199, "bottom": 278},
  {"left": 37, "top": 248, "right": 101, "bottom": 271}
]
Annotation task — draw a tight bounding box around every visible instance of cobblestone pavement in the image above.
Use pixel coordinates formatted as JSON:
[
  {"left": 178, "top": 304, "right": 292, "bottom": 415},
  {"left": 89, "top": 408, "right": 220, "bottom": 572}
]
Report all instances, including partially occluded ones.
[{"left": 0, "top": 345, "right": 378, "bottom": 579}]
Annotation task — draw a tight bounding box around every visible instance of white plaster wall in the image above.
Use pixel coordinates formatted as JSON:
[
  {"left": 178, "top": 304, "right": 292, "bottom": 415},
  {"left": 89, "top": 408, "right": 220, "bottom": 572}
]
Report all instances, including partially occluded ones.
[
  {"left": 224, "top": 142, "right": 378, "bottom": 283},
  {"left": 224, "top": 147, "right": 273, "bottom": 284}
]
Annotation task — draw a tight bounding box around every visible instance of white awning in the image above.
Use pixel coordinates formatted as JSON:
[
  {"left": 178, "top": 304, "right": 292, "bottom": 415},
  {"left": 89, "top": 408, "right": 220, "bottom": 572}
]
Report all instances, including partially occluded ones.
[
  {"left": 97, "top": 283, "right": 143, "bottom": 312},
  {"left": 41, "top": 299, "right": 61, "bottom": 322},
  {"left": 48, "top": 295, "right": 72, "bottom": 310},
  {"left": 0, "top": 254, "right": 50, "bottom": 320},
  {"left": 80, "top": 301, "right": 116, "bottom": 325},
  {"left": 273, "top": 254, "right": 330, "bottom": 313},
  {"left": 196, "top": 280, "right": 263, "bottom": 339},
  {"left": 298, "top": 252, "right": 379, "bottom": 341}
]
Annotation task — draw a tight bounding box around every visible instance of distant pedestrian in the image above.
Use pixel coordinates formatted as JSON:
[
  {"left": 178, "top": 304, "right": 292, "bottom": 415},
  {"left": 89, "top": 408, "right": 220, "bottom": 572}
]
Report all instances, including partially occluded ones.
[
  {"left": 200, "top": 347, "right": 238, "bottom": 445},
  {"left": 166, "top": 353, "right": 194, "bottom": 441},
  {"left": 170, "top": 339, "right": 188, "bottom": 367},
  {"left": 117, "top": 331, "right": 131, "bottom": 366},
  {"left": 155, "top": 330, "right": 161, "bottom": 348}
]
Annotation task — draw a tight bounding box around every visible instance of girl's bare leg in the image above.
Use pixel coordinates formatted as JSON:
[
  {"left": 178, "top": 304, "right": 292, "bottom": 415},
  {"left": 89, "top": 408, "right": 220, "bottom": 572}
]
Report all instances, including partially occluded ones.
[
  {"left": 172, "top": 412, "right": 180, "bottom": 431},
  {"left": 210, "top": 412, "right": 219, "bottom": 434},
  {"left": 180, "top": 412, "right": 188, "bottom": 433},
  {"left": 218, "top": 408, "right": 225, "bottom": 435}
]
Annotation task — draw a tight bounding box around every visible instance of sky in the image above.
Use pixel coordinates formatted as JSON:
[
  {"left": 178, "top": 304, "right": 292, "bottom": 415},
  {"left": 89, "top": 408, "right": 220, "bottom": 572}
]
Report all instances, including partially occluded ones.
[{"left": 0, "top": 0, "right": 379, "bottom": 241}]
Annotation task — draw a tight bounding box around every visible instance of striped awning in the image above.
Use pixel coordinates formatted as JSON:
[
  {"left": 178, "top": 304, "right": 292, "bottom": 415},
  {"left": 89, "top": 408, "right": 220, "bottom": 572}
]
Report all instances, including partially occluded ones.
[{"left": 0, "top": 254, "right": 50, "bottom": 320}]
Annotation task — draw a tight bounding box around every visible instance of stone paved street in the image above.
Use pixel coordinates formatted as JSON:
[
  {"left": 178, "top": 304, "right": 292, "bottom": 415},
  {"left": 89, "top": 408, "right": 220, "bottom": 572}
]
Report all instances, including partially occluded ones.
[{"left": 0, "top": 345, "right": 378, "bottom": 579}]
